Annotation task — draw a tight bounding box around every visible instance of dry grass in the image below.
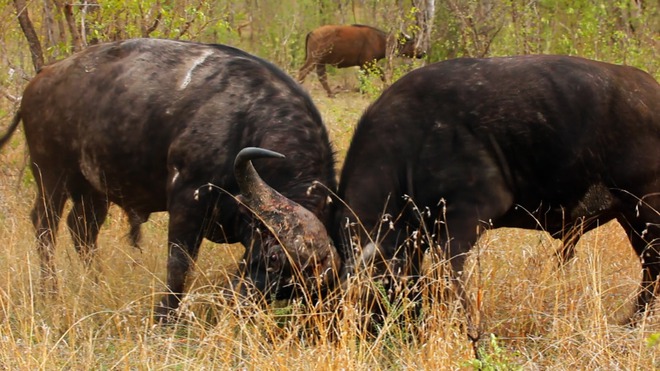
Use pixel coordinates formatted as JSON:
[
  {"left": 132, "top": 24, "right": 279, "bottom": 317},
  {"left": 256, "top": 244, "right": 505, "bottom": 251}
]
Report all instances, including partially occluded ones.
[{"left": 1, "top": 83, "right": 660, "bottom": 370}]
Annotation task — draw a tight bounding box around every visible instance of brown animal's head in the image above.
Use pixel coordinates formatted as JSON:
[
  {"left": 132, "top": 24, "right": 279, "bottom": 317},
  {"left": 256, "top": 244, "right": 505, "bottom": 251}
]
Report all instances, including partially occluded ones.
[{"left": 395, "top": 33, "right": 426, "bottom": 59}]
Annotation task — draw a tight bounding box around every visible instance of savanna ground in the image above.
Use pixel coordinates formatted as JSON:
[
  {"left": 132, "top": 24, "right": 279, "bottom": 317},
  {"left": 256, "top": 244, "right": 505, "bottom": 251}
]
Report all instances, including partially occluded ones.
[{"left": 1, "top": 0, "right": 659, "bottom": 369}]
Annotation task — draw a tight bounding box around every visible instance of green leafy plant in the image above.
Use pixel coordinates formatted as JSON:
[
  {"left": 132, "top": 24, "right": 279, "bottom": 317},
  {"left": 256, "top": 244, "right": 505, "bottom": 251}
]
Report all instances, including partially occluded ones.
[
  {"left": 357, "top": 60, "right": 384, "bottom": 98},
  {"left": 465, "top": 334, "right": 522, "bottom": 371}
]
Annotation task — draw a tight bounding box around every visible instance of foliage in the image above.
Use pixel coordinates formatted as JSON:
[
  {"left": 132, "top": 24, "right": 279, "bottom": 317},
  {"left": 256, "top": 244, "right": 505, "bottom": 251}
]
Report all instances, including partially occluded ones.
[
  {"left": 431, "top": 0, "right": 658, "bottom": 78},
  {"left": 648, "top": 332, "right": 660, "bottom": 348},
  {"left": 357, "top": 60, "right": 383, "bottom": 98},
  {"left": 464, "top": 334, "right": 523, "bottom": 371},
  {"left": 1, "top": 0, "right": 657, "bottom": 96}
]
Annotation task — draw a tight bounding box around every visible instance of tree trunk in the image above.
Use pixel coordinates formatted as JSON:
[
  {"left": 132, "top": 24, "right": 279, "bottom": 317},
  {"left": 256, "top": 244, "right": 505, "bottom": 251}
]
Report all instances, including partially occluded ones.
[
  {"left": 42, "top": 0, "right": 58, "bottom": 48},
  {"left": 13, "top": 0, "right": 45, "bottom": 73},
  {"left": 63, "top": 2, "right": 84, "bottom": 51},
  {"left": 412, "top": 0, "right": 435, "bottom": 54},
  {"left": 51, "top": 0, "right": 84, "bottom": 52}
]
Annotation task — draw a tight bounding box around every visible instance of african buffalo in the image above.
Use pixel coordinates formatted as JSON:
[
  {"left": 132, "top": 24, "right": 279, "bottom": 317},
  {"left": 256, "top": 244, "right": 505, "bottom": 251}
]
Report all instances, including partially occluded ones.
[
  {"left": 329, "top": 55, "right": 660, "bottom": 321},
  {"left": 297, "top": 24, "right": 425, "bottom": 97},
  {"left": 0, "top": 38, "right": 338, "bottom": 320}
]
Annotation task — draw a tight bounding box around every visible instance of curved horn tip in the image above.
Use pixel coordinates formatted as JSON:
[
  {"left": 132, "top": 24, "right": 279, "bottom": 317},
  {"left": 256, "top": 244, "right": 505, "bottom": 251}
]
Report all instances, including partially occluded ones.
[
  {"left": 234, "top": 147, "right": 286, "bottom": 176},
  {"left": 236, "top": 147, "right": 285, "bottom": 162}
]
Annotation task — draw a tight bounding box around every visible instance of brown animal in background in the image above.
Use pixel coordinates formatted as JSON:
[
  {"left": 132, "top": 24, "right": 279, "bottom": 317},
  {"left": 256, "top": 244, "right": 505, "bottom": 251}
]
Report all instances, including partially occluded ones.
[{"left": 297, "top": 24, "right": 425, "bottom": 97}]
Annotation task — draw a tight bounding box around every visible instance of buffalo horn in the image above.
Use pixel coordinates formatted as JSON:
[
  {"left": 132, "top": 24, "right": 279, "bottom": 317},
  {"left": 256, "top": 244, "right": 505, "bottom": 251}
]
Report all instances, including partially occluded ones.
[{"left": 234, "top": 147, "right": 340, "bottom": 287}]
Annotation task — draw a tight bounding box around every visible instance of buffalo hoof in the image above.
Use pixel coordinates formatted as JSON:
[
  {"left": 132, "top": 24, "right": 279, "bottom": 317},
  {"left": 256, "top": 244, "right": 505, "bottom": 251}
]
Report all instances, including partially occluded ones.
[{"left": 153, "top": 301, "right": 180, "bottom": 324}]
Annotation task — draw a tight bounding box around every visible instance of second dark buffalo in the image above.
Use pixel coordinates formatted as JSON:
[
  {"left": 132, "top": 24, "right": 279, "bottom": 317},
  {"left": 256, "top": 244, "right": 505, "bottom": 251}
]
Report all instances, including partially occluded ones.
[
  {"left": 0, "top": 38, "right": 338, "bottom": 321},
  {"left": 297, "top": 24, "right": 425, "bottom": 97},
  {"left": 330, "top": 55, "right": 660, "bottom": 321}
]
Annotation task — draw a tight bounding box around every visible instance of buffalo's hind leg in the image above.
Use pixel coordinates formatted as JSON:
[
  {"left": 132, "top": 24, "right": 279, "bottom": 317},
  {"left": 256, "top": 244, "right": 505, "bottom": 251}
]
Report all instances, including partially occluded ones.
[
  {"left": 31, "top": 171, "right": 68, "bottom": 296},
  {"left": 66, "top": 186, "right": 109, "bottom": 273},
  {"left": 297, "top": 59, "right": 315, "bottom": 85},
  {"left": 316, "top": 64, "right": 334, "bottom": 97},
  {"left": 608, "top": 186, "right": 660, "bottom": 321}
]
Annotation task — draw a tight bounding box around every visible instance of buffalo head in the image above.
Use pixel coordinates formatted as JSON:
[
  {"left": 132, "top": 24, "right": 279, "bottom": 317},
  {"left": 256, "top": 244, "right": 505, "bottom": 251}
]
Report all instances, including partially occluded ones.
[
  {"left": 395, "top": 33, "right": 426, "bottom": 59},
  {"left": 234, "top": 147, "right": 341, "bottom": 296}
]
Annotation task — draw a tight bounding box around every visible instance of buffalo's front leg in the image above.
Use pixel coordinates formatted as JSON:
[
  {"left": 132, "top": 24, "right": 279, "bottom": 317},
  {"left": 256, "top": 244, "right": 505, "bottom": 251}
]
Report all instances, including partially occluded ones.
[{"left": 154, "top": 187, "right": 208, "bottom": 322}]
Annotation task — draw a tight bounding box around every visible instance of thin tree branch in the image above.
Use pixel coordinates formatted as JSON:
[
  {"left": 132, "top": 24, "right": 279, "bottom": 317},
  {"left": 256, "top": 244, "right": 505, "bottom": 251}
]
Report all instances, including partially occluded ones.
[
  {"left": 1, "top": 87, "right": 21, "bottom": 103},
  {"left": 13, "top": 0, "right": 45, "bottom": 73}
]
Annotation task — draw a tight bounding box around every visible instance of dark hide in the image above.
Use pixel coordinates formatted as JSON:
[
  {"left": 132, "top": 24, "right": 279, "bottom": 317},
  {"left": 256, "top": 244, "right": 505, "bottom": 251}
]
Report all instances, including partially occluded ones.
[
  {"left": 234, "top": 147, "right": 340, "bottom": 292},
  {"left": 0, "top": 38, "right": 337, "bottom": 320},
  {"left": 333, "top": 55, "right": 660, "bottom": 320},
  {"left": 297, "top": 24, "right": 425, "bottom": 97}
]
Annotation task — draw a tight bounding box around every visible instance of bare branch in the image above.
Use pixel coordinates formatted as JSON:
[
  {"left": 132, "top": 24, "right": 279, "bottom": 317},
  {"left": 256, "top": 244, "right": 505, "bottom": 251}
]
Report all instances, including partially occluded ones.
[
  {"left": 13, "top": 0, "right": 45, "bottom": 73},
  {"left": 176, "top": 1, "right": 205, "bottom": 39},
  {"left": 1, "top": 87, "right": 21, "bottom": 104},
  {"left": 143, "top": 7, "right": 163, "bottom": 38}
]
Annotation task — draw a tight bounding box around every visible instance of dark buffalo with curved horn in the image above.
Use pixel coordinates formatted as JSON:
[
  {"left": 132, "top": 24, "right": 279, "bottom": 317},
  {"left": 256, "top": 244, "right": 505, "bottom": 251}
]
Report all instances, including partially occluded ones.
[
  {"left": 0, "top": 38, "right": 337, "bottom": 320},
  {"left": 330, "top": 55, "right": 660, "bottom": 322},
  {"left": 234, "top": 147, "right": 339, "bottom": 293},
  {"left": 297, "top": 24, "right": 425, "bottom": 97}
]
